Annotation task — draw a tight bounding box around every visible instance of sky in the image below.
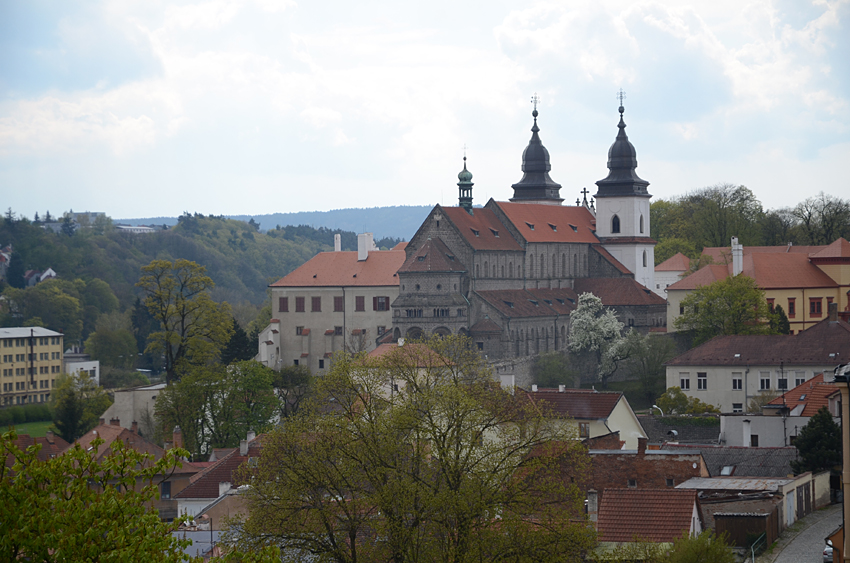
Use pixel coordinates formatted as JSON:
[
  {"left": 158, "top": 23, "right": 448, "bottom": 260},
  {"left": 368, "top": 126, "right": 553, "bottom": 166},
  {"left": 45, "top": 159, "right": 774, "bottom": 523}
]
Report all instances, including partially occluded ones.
[{"left": 0, "top": 0, "right": 847, "bottom": 221}]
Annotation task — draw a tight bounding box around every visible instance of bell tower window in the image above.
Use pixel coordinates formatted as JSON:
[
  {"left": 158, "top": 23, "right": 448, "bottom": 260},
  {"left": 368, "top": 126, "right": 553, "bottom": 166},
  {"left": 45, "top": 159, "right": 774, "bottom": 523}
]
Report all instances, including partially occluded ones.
[
  {"left": 639, "top": 214, "right": 644, "bottom": 234},
  {"left": 611, "top": 215, "right": 620, "bottom": 234},
  {"left": 642, "top": 250, "right": 647, "bottom": 267}
]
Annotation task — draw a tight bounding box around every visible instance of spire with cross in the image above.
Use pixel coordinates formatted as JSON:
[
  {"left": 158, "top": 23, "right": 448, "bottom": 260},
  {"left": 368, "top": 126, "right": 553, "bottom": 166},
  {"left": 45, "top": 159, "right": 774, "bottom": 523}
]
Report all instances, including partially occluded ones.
[
  {"left": 581, "top": 187, "right": 590, "bottom": 206},
  {"left": 617, "top": 88, "right": 626, "bottom": 115},
  {"left": 531, "top": 93, "right": 539, "bottom": 119}
]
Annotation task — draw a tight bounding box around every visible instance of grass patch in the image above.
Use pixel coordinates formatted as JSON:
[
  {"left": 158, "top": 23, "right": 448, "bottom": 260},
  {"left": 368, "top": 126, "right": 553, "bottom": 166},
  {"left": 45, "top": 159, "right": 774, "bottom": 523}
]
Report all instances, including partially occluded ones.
[{"left": 5, "top": 420, "right": 54, "bottom": 438}]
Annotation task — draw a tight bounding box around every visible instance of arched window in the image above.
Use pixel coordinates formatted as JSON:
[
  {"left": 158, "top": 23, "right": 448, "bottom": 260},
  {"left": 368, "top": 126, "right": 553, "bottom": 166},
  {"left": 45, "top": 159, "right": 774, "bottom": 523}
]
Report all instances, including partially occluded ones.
[
  {"left": 642, "top": 250, "right": 647, "bottom": 267},
  {"left": 573, "top": 254, "right": 578, "bottom": 273},
  {"left": 612, "top": 215, "right": 620, "bottom": 234},
  {"left": 540, "top": 253, "right": 545, "bottom": 277},
  {"left": 501, "top": 265, "right": 505, "bottom": 277},
  {"left": 476, "top": 264, "right": 479, "bottom": 277},
  {"left": 529, "top": 255, "right": 534, "bottom": 278},
  {"left": 509, "top": 262, "right": 513, "bottom": 278},
  {"left": 484, "top": 261, "right": 489, "bottom": 277},
  {"left": 562, "top": 254, "right": 567, "bottom": 277},
  {"left": 493, "top": 264, "right": 496, "bottom": 277},
  {"left": 639, "top": 214, "right": 644, "bottom": 234},
  {"left": 552, "top": 254, "right": 556, "bottom": 278}
]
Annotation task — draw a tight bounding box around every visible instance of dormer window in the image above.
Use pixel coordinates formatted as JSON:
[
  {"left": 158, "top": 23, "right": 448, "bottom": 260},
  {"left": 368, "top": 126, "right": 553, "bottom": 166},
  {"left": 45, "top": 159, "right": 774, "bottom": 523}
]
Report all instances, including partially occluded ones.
[
  {"left": 529, "top": 300, "right": 538, "bottom": 306},
  {"left": 525, "top": 222, "right": 535, "bottom": 230},
  {"left": 556, "top": 298, "right": 565, "bottom": 305},
  {"left": 471, "top": 228, "right": 480, "bottom": 237},
  {"left": 548, "top": 223, "right": 557, "bottom": 232},
  {"left": 569, "top": 224, "right": 577, "bottom": 232},
  {"left": 504, "top": 301, "right": 514, "bottom": 308},
  {"left": 417, "top": 255, "right": 426, "bottom": 261},
  {"left": 490, "top": 228, "right": 499, "bottom": 237}
]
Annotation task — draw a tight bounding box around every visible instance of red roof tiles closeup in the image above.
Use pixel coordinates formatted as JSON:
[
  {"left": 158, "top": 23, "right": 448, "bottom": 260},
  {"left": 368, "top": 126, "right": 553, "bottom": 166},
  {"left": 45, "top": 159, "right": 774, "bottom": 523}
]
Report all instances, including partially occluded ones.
[
  {"left": 656, "top": 252, "right": 691, "bottom": 272},
  {"left": 810, "top": 237, "right": 850, "bottom": 260},
  {"left": 597, "top": 488, "right": 700, "bottom": 543},
  {"left": 441, "top": 207, "right": 524, "bottom": 251},
  {"left": 269, "top": 250, "right": 405, "bottom": 288},
  {"left": 176, "top": 437, "right": 263, "bottom": 500},
  {"left": 492, "top": 202, "right": 599, "bottom": 244}
]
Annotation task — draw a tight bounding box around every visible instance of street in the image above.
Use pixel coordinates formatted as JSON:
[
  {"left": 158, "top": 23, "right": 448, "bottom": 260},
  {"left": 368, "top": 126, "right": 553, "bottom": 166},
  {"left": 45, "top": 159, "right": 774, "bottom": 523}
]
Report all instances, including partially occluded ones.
[{"left": 772, "top": 505, "right": 841, "bottom": 563}]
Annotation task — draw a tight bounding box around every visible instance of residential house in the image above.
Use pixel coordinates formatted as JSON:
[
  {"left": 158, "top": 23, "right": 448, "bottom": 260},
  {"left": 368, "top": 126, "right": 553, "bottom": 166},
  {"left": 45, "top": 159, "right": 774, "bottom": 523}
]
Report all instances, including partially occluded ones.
[
  {"left": 661, "top": 444, "right": 799, "bottom": 477},
  {"left": 4, "top": 431, "right": 69, "bottom": 469},
  {"left": 664, "top": 312, "right": 850, "bottom": 412},
  {"left": 0, "top": 327, "right": 64, "bottom": 406},
  {"left": 667, "top": 237, "right": 850, "bottom": 333},
  {"left": 69, "top": 419, "right": 204, "bottom": 521},
  {"left": 257, "top": 233, "right": 406, "bottom": 373},
  {"left": 653, "top": 251, "right": 690, "bottom": 298},
  {"left": 519, "top": 387, "right": 646, "bottom": 449}
]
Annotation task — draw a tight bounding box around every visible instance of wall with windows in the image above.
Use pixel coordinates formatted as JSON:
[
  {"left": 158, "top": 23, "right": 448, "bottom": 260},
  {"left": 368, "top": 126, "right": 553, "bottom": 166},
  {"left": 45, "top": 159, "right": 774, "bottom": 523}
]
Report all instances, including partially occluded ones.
[
  {"left": 0, "top": 328, "right": 63, "bottom": 407},
  {"left": 719, "top": 413, "right": 840, "bottom": 447}
]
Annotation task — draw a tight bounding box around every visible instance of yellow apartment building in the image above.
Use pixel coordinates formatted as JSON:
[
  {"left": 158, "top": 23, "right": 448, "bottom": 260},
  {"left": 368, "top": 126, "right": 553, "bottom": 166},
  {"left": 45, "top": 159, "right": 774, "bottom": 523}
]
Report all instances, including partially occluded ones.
[{"left": 0, "top": 327, "right": 64, "bottom": 406}]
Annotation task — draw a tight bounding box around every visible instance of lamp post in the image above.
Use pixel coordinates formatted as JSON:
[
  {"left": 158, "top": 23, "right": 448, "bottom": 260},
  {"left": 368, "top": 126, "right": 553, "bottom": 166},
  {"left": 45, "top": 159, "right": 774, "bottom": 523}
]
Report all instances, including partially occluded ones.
[{"left": 651, "top": 405, "right": 664, "bottom": 417}]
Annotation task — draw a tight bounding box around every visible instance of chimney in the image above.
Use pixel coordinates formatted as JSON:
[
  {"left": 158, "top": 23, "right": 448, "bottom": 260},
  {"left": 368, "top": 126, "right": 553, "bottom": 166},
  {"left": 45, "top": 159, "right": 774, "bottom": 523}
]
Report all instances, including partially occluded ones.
[
  {"left": 637, "top": 436, "right": 647, "bottom": 455},
  {"left": 109, "top": 417, "right": 120, "bottom": 426},
  {"left": 531, "top": 384, "right": 538, "bottom": 392},
  {"left": 131, "top": 421, "right": 139, "bottom": 435},
  {"left": 172, "top": 426, "right": 183, "bottom": 449},
  {"left": 240, "top": 439, "right": 249, "bottom": 456},
  {"left": 357, "top": 232, "right": 374, "bottom": 261},
  {"left": 219, "top": 482, "right": 232, "bottom": 497},
  {"left": 334, "top": 233, "right": 341, "bottom": 252},
  {"left": 587, "top": 490, "right": 598, "bottom": 523},
  {"left": 45, "top": 430, "right": 55, "bottom": 444},
  {"left": 99, "top": 417, "right": 105, "bottom": 426},
  {"left": 742, "top": 419, "right": 751, "bottom": 448},
  {"left": 829, "top": 302, "right": 838, "bottom": 322},
  {"left": 246, "top": 429, "right": 256, "bottom": 443},
  {"left": 731, "top": 236, "right": 743, "bottom": 276},
  {"left": 558, "top": 385, "right": 565, "bottom": 393}
]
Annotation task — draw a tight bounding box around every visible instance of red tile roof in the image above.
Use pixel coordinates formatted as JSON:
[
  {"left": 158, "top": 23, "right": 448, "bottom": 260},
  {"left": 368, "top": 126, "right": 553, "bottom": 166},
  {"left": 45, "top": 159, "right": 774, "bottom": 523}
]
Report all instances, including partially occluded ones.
[
  {"left": 667, "top": 264, "right": 730, "bottom": 290},
  {"left": 597, "top": 488, "right": 699, "bottom": 543},
  {"left": 5, "top": 433, "right": 70, "bottom": 468},
  {"left": 269, "top": 250, "right": 405, "bottom": 288},
  {"left": 810, "top": 238, "right": 850, "bottom": 261},
  {"left": 702, "top": 244, "right": 826, "bottom": 263},
  {"left": 574, "top": 278, "right": 666, "bottom": 306},
  {"left": 669, "top": 252, "right": 838, "bottom": 291},
  {"left": 492, "top": 202, "right": 599, "bottom": 244},
  {"left": 520, "top": 388, "right": 623, "bottom": 420},
  {"left": 666, "top": 317, "right": 850, "bottom": 366},
  {"left": 367, "top": 342, "right": 453, "bottom": 367},
  {"left": 441, "top": 207, "right": 523, "bottom": 251},
  {"left": 765, "top": 373, "right": 839, "bottom": 416},
  {"left": 475, "top": 288, "right": 577, "bottom": 318},
  {"left": 656, "top": 252, "right": 691, "bottom": 272},
  {"left": 176, "top": 437, "right": 263, "bottom": 499},
  {"left": 70, "top": 425, "right": 202, "bottom": 475},
  {"left": 398, "top": 237, "right": 467, "bottom": 273}
]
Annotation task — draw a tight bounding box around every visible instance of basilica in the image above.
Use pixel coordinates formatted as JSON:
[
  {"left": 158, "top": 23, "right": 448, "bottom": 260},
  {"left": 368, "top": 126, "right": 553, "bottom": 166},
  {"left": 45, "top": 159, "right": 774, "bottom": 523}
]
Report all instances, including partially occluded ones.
[{"left": 389, "top": 102, "right": 666, "bottom": 360}]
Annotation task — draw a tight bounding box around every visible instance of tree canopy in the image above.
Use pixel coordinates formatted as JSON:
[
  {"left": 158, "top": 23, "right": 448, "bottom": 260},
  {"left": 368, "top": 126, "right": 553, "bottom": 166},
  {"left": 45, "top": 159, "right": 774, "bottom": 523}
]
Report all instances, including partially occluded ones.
[
  {"left": 568, "top": 293, "right": 629, "bottom": 388},
  {"left": 50, "top": 372, "right": 113, "bottom": 443},
  {"left": 791, "top": 406, "right": 841, "bottom": 475},
  {"left": 233, "top": 335, "right": 596, "bottom": 563},
  {"left": 655, "top": 387, "right": 719, "bottom": 415}
]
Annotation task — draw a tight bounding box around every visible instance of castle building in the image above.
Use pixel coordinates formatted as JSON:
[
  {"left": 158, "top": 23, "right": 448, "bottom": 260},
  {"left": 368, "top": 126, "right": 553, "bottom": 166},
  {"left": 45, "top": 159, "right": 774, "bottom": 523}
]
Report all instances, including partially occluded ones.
[{"left": 391, "top": 102, "right": 665, "bottom": 360}]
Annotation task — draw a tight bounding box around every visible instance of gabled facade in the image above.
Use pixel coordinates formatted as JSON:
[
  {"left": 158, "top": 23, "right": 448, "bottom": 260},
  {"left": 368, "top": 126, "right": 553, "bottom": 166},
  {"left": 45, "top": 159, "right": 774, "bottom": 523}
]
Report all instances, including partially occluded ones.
[{"left": 595, "top": 488, "right": 702, "bottom": 545}]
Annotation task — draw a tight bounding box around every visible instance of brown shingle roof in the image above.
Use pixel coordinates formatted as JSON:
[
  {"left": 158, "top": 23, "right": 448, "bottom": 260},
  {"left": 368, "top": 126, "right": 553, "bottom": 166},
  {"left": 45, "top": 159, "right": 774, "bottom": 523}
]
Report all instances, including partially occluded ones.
[
  {"left": 520, "top": 388, "right": 623, "bottom": 420},
  {"left": 441, "top": 207, "right": 523, "bottom": 251},
  {"left": 269, "top": 250, "right": 405, "bottom": 288},
  {"left": 810, "top": 237, "right": 850, "bottom": 260},
  {"left": 597, "top": 488, "right": 699, "bottom": 543},
  {"left": 492, "top": 201, "right": 599, "bottom": 244},
  {"left": 666, "top": 317, "right": 850, "bottom": 367},
  {"left": 574, "top": 278, "right": 666, "bottom": 306},
  {"left": 5, "top": 433, "right": 70, "bottom": 468},
  {"left": 70, "top": 425, "right": 202, "bottom": 475},
  {"left": 176, "top": 437, "right": 263, "bottom": 499},
  {"left": 656, "top": 252, "right": 691, "bottom": 272},
  {"left": 475, "top": 288, "right": 577, "bottom": 318},
  {"left": 765, "top": 373, "right": 839, "bottom": 416},
  {"left": 398, "top": 238, "right": 467, "bottom": 273}
]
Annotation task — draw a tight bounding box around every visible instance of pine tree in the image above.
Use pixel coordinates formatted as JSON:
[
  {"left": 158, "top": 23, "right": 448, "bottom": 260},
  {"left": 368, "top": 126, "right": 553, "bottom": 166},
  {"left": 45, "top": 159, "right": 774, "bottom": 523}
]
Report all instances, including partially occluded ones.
[{"left": 791, "top": 406, "right": 841, "bottom": 474}]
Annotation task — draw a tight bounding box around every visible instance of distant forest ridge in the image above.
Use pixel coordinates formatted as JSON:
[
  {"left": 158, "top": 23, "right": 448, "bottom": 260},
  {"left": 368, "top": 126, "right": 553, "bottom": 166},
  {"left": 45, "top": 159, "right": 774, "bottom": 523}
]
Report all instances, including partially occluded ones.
[{"left": 117, "top": 205, "right": 436, "bottom": 240}]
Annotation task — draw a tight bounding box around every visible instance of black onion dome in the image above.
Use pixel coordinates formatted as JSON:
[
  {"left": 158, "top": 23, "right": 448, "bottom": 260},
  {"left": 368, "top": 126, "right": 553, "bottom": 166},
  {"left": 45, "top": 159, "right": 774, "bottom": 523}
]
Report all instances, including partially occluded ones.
[
  {"left": 595, "top": 105, "right": 650, "bottom": 198},
  {"left": 510, "top": 109, "right": 563, "bottom": 203}
]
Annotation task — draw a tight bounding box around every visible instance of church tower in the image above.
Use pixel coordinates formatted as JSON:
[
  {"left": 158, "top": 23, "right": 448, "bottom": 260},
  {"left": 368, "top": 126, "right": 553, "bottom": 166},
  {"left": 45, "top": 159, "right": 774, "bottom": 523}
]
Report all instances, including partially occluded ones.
[
  {"left": 457, "top": 155, "right": 474, "bottom": 214},
  {"left": 510, "top": 96, "right": 563, "bottom": 205},
  {"left": 594, "top": 94, "right": 655, "bottom": 290}
]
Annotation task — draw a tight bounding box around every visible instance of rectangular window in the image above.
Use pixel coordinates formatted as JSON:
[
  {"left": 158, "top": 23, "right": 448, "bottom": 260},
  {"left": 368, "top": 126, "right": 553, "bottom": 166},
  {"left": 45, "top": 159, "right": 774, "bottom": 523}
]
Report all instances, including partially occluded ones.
[
  {"left": 293, "top": 359, "right": 299, "bottom": 366},
  {"left": 476, "top": 342, "right": 484, "bottom": 351},
  {"left": 160, "top": 481, "right": 171, "bottom": 499},
  {"left": 296, "top": 326, "right": 304, "bottom": 335},
  {"left": 666, "top": 478, "right": 674, "bottom": 487},
  {"left": 374, "top": 296, "right": 389, "bottom": 311},
  {"left": 679, "top": 306, "right": 684, "bottom": 315},
  {"left": 778, "top": 377, "right": 788, "bottom": 390},
  {"left": 795, "top": 371, "right": 805, "bottom": 387},
  {"left": 579, "top": 423, "right": 590, "bottom": 438},
  {"left": 355, "top": 296, "right": 365, "bottom": 312},
  {"left": 295, "top": 297, "right": 305, "bottom": 312},
  {"left": 334, "top": 296, "right": 344, "bottom": 312},
  {"left": 732, "top": 372, "right": 742, "bottom": 390},
  {"left": 697, "top": 372, "right": 707, "bottom": 390},
  {"left": 312, "top": 296, "right": 321, "bottom": 312},
  {"left": 767, "top": 298, "right": 775, "bottom": 312},
  {"left": 334, "top": 326, "right": 343, "bottom": 336},
  {"left": 377, "top": 326, "right": 386, "bottom": 335},
  {"left": 279, "top": 297, "right": 289, "bottom": 312},
  {"left": 750, "top": 434, "right": 759, "bottom": 447},
  {"left": 627, "top": 479, "right": 637, "bottom": 488},
  {"left": 733, "top": 403, "right": 743, "bottom": 413},
  {"left": 318, "top": 359, "right": 324, "bottom": 369},
  {"left": 760, "top": 372, "right": 770, "bottom": 390},
  {"left": 810, "top": 298, "right": 822, "bottom": 317},
  {"left": 679, "top": 373, "right": 690, "bottom": 390},
  {"left": 787, "top": 298, "right": 796, "bottom": 318}
]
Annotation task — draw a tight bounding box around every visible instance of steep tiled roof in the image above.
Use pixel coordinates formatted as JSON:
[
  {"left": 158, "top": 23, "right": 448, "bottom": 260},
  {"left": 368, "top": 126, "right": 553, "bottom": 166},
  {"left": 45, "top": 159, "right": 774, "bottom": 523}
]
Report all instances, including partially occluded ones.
[
  {"left": 391, "top": 241, "right": 408, "bottom": 251},
  {"left": 475, "top": 288, "right": 577, "bottom": 318},
  {"left": 398, "top": 238, "right": 467, "bottom": 273},
  {"left": 667, "top": 264, "right": 730, "bottom": 290},
  {"left": 765, "top": 373, "right": 839, "bottom": 416},
  {"left": 666, "top": 317, "right": 850, "bottom": 367},
  {"left": 702, "top": 244, "right": 825, "bottom": 263},
  {"left": 574, "top": 278, "right": 666, "bottom": 306},
  {"left": 5, "top": 433, "right": 70, "bottom": 468},
  {"left": 520, "top": 388, "right": 623, "bottom": 420},
  {"left": 367, "top": 342, "right": 452, "bottom": 367},
  {"left": 441, "top": 207, "right": 523, "bottom": 251},
  {"left": 661, "top": 444, "right": 797, "bottom": 477},
  {"left": 810, "top": 237, "right": 850, "bottom": 260},
  {"left": 176, "top": 437, "right": 263, "bottom": 499},
  {"left": 597, "top": 488, "right": 699, "bottom": 543},
  {"left": 656, "top": 252, "right": 691, "bottom": 272},
  {"left": 744, "top": 253, "right": 837, "bottom": 289},
  {"left": 591, "top": 244, "right": 632, "bottom": 275},
  {"left": 269, "top": 250, "right": 405, "bottom": 288},
  {"left": 491, "top": 201, "right": 599, "bottom": 244}
]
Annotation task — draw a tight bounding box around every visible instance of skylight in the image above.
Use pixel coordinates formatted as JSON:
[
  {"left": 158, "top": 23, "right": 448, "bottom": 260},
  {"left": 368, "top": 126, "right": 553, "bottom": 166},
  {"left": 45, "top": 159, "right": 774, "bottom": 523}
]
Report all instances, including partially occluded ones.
[
  {"left": 569, "top": 224, "right": 578, "bottom": 232},
  {"left": 525, "top": 222, "right": 534, "bottom": 230},
  {"left": 490, "top": 228, "right": 499, "bottom": 237},
  {"left": 470, "top": 228, "right": 479, "bottom": 236},
  {"left": 548, "top": 223, "right": 557, "bottom": 232}
]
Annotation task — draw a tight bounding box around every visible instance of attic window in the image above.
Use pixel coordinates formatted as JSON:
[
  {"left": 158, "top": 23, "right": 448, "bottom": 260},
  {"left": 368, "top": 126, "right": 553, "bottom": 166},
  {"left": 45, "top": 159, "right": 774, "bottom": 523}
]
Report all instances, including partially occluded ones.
[
  {"left": 417, "top": 256, "right": 426, "bottom": 261},
  {"left": 503, "top": 301, "right": 514, "bottom": 308},
  {"left": 529, "top": 300, "right": 539, "bottom": 306},
  {"left": 569, "top": 224, "right": 578, "bottom": 232},
  {"left": 490, "top": 228, "right": 499, "bottom": 237},
  {"left": 544, "top": 299, "right": 552, "bottom": 305},
  {"left": 800, "top": 394, "right": 807, "bottom": 400},
  {"left": 447, "top": 254, "right": 455, "bottom": 261},
  {"left": 471, "top": 228, "right": 480, "bottom": 237},
  {"left": 548, "top": 223, "right": 557, "bottom": 232},
  {"left": 525, "top": 222, "right": 535, "bottom": 230},
  {"left": 720, "top": 465, "right": 735, "bottom": 476},
  {"left": 556, "top": 298, "right": 565, "bottom": 305}
]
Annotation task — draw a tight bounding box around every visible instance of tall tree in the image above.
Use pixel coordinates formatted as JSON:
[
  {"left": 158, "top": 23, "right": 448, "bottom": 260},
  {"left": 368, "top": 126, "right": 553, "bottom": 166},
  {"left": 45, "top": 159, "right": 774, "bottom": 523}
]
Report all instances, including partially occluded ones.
[
  {"left": 791, "top": 192, "right": 850, "bottom": 245},
  {"left": 0, "top": 430, "right": 197, "bottom": 562},
  {"left": 221, "top": 317, "right": 256, "bottom": 364},
  {"left": 272, "top": 364, "right": 313, "bottom": 419},
  {"left": 234, "top": 336, "right": 595, "bottom": 563},
  {"left": 674, "top": 275, "right": 778, "bottom": 344},
  {"left": 621, "top": 331, "right": 678, "bottom": 405},
  {"left": 790, "top": 406, "right": 841, "bottom": 475},
  {"left": 50, "top": 372, "right": 113, "bottom": 443},
  {"left": 680, "top": 183, "right": 764, "bottom": 247},
  {"left": 137, "top": 259, "right": 232, "bottom": 383},
  {"left": 3, "top": 280, "right": 84, "bottom": 342},
  {"left": 568, "top": 293, "right": 629, "bottom": 388}
]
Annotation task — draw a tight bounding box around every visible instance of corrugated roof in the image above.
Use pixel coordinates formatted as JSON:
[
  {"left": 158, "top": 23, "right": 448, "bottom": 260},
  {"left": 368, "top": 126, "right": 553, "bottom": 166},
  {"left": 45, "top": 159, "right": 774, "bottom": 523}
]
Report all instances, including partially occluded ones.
[
  {"left": 398, "top": 237, "right": 467, "bottom": 273},
  {"left": 269, "top": 250, "right": 405, "bottom": 288},
  {"left": 520, "top": 388, "right": 623, "bottom": 420},
  {"left": 662, "top": 445, "right": 798, "bottom": 478},
  {"left": 574, "top": 278, "right": 666, "bottom": 306},
  {"left": 492, "top": 202, "right": 599, "bottom": 244},
  {"left": 597, "top": 488, "right": 699, "bottom": 543},
  {"left": 656, "top": 252, "right": 691, "bottom": 272},
  {"left": 765, "top": 373, "right": 839, "bottom": 416},
  {"left": 441, "top": 207, "right": 523, "bottom": 251},
  {"left": 675, "top": 476, "right": 793, "bottom": 491}
]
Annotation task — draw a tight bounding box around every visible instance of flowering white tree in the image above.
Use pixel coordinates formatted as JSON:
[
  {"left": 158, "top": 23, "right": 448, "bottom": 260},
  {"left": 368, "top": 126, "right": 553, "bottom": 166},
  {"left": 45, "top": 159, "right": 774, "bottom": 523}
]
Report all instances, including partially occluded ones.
[{"left": 568, "top": 293, "right": 629, "bottom": 388}]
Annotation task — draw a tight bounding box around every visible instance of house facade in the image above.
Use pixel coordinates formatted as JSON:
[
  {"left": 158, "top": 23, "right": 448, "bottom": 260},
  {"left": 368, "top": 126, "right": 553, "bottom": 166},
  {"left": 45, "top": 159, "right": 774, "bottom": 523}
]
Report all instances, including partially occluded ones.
[{"left": 0, "top": 327, "right": 64, "bottom": 406}]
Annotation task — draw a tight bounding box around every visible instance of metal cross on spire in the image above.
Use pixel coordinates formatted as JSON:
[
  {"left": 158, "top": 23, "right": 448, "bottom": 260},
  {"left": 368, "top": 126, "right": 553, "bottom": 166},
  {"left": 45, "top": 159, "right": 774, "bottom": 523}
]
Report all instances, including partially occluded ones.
[
  {"left": 463, "top": 143, "right": 467, "bottom": 160},
  {"left": 580, "top": 187, "right": 590, "bottom": 204},
  {"left": 617, "top": 88, "right": 626, "bottom": 111},
  {"left": 531, "top": 93, "right": 539, "bottom": 111}
]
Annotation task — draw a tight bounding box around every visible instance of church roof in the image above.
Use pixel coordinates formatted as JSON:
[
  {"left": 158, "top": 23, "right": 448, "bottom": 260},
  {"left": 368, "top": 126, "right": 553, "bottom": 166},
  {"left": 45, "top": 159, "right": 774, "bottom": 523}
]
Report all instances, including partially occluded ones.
[
  {"left": 595, "top": 104, "right": 650, "bottom": 198},
  {"left": 475, "top": 288, "right": 577, "bottom": 318},
  {"left": 656, "top": 252, "right": 691, "bottom": 272},
  {"left": 269, "top": 250, "right": 405, "bottom": 288},
  {"left": 491, "top": 201, "right": 598, "bottom": 244},
  {"left": 510, "top": 107, "right": 562, "bottom": 203},
  {"left": 573, "top": 278, "right": 666, "bottom": 306},
  {"left": 591, "top": 244, "right": 633, "bottom": 275},
  {"left": 398, "top": 238, "right": 467, "bottom": 274},
  {"left": 441, "top": 206, "right": 523, "bottom": 251}
]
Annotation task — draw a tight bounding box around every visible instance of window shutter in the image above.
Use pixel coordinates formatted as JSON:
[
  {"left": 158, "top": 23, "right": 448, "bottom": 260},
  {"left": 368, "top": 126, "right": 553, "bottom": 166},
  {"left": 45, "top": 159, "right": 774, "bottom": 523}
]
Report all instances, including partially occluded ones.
[{"left": 373, "top": 297, "right": 378, "bottom": 311}]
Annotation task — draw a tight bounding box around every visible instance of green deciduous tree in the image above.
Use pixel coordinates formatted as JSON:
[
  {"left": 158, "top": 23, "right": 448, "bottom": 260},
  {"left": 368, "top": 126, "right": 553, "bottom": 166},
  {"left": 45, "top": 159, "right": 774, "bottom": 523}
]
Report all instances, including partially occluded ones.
[
  {"left": 679, "top": 184, "right": 764, "bottom": 248},
  {"left": 3, "top": 279, "right": 84, "bottom": 342},
  {"left": 674, "top": 275, "right": 777, "bottom": 345},
  {"left": 50, "top": 372, "right": 113, "bottom": 443},
  {"left": 233, "top": 336, "right": 596, "bottom": 563},
  {"left": 791, "top": 406, "right": 841, "bottom": 475},
  {"left": 272, "top": 364, "right": 313, "bottom": 418},
  {"left": 568, "top": 293, "right": 629, "bottom": 388},
  {"left": 0, "top": 429, "right": 197, "bottom": 562},
  {"left": 654, "top": 238, "right": 699, "bottom": 266},
  {"left": 621, "top": 332, "right": 678, "bottom": 405},
  {"left": 137, "top": 259, "right": 233, "bottom": 383},
  {"left": 532, "top": 351, "right": 577, "bottom": 388},
  {"left": 655, "top": 387, "right": 719, "bottom": 415}
]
